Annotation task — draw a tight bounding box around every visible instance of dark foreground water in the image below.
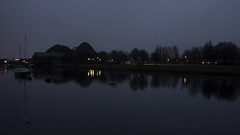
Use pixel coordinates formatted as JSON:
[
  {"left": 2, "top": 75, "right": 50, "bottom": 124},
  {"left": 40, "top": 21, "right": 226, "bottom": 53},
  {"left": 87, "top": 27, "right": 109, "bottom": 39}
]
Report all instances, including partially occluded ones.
[{"left": 1, "top": 68, "right": 240, "bottom": 135}]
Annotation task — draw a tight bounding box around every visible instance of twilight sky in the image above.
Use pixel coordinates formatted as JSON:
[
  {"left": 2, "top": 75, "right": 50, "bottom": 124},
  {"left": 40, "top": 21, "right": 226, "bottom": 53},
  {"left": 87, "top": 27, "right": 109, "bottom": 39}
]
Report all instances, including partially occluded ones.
[{"left": 1, "top": 0, "right": 240, "bottom": 58}]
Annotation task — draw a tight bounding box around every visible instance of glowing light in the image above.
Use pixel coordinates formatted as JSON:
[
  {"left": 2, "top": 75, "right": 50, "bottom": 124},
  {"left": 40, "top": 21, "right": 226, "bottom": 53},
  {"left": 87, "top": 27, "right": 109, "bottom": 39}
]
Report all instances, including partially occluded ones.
[
  {"left": 185, "top": 56, "right": 187, "bottom": 59},
  {"left": 88, "top": 70, "right": 95, "bottom": 77},
  {"left": 88, "top": 58, "right": 95, "bottom": 61},
  {"left": 187, "top": 60, "right": 189, "bottom": 62},
  {"left": 215, "top": 62, "right": 218, "bottom": 65},
  {"left": 111, "top": 59, "right": 113, "bottom": 62},
  {"left": 207, "top": 62, "right": 211, "bottom": 65},
  {"left": 97, "top": 57, "right": 99, "bottom": 59},
  {"left": 4, "top": 60, "right": 7, "bottom": 64},
  {"left": 167, "top": 59, "right": 170, "bottom": 62},
  {"left": 184, "top": 77, "right": 187, "bottom": 84},
  {"left": 99, "top": 59, "right": 101, "bottom": 61},
  {"left": 96, "top": 70, "right": 101, "bottom": 77},
  {"left": 202, "top": 62, "right": 205, "bottom": 64}
]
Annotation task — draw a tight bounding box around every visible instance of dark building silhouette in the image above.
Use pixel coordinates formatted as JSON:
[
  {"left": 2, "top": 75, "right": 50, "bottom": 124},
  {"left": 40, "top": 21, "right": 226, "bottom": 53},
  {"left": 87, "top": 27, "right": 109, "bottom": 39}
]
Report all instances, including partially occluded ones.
[{"left": 32, "top": 52, "right": 64, "bottom": 64}]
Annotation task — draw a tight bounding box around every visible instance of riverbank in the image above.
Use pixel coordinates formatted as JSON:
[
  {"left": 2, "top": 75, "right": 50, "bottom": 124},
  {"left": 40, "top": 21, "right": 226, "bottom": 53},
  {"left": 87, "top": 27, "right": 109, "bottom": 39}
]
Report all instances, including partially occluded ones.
[{"left": 35, "top": 63, "right": 240, "bottom": 76}]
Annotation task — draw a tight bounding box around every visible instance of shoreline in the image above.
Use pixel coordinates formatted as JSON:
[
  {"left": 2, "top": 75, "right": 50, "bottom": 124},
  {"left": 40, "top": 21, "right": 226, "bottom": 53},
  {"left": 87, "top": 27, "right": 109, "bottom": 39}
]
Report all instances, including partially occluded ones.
[{"left": 35, "top": 63, "right": 240, "bottom": 76}]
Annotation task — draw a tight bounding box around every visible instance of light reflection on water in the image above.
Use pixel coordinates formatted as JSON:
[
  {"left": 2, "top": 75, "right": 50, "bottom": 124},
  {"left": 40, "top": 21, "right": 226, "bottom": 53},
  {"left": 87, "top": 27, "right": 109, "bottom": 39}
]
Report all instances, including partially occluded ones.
[
  {"left": 30, "top": 68, "right": 240, "bottom": 102},
  {"left": 1, "top": 68, "right": 240, "bottom": 135}
]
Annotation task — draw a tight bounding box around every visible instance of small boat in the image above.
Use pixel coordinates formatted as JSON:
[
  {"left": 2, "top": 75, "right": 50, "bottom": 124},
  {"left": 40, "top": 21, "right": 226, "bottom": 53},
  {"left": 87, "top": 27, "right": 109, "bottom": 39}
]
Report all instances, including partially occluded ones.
[
  {"left": 15, "top": 67, "right": 31, "bottom": 79},
  {"left": 108, "top": 81, "right": 115, "bottom": 85},
  {"left": 45, "top": 78, "right": 51, "bottom": 83}
]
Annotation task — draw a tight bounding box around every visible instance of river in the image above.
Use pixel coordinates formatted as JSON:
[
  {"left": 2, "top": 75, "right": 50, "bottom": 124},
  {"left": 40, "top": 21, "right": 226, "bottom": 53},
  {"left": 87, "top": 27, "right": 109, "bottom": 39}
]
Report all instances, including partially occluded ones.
[{"left": 1, "top": 67, "right": 240, "bottom": 135}]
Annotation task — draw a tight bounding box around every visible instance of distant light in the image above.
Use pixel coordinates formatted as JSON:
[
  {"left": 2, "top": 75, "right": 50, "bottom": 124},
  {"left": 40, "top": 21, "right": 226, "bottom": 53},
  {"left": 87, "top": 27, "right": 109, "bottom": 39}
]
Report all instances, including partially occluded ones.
[
  {"left": 22, "top": 60, "right": 25, "bottom": 63},
  {"left": 167, "top": 59, "right": 170, "bottom": 62},
  {"left": 15, "top": 58, "right": 19, "bottom": 61},
  {"left": 111, "top": 59, "right": 114, "bottom": 62},
  {"left": 207, "top": 62, "right": 211, "bottom": 65},
  {"left": 4, "top": 60, "right": 7, "bottom": 64},
  {"left": 184, "top": 77, "right": 187, "bottom": 84},
  {"left": 202, "top": 62, "right": 205, "bottom": 64},
  {"left": 99, "top": 59, "right": 101, "bottom": 61},
  {"left": 97, "top": 57, "right": 99, "bottom": 59},
  {"left": 185, "top": 56, "right": 187, "bottom": 59},
  {"left": 187, "top": 60, "right": 189, "bottom": 62},
  {"left": 88, "top": 70, "right": 94, "bottom": 77},
  {"left": 176, "top": 59, "right": 179, "bottom": 62},
  {"left": 98, "top": 71, "right": 101, "bottom": 76},
  {"left": 215, "top": 62, "right": 218, "bottom": 65},
  {"left": 88, "top": 58, "right": 94, "bottom": 61}
]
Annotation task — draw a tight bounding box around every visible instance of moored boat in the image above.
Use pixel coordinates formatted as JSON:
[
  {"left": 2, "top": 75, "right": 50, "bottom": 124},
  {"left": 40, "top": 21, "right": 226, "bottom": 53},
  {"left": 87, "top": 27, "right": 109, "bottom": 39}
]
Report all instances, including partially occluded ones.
[{"left": 15, "top": 67, "right": 31, "bottom": 79}]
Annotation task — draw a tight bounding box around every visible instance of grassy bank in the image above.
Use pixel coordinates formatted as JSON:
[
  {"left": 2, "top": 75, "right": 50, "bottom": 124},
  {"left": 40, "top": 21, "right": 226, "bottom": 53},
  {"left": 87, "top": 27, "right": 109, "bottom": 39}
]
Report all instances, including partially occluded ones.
[{"left": 36, "top": 63, "right": 240, "bottom": 76}]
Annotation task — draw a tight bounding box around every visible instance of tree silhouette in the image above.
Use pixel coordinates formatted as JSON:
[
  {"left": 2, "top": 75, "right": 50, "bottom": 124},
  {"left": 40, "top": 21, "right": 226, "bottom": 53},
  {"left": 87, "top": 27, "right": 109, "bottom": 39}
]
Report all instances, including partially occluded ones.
[
  {"left": 215, "top": 42, "right": 239, "bottom": 64},
  {"left": 173, "top": 45, "right": 179, "bottom": 62},
  {"left": 98, "top": 51, "right": 108, "bottom": 63},
  {"left": 139, "top": 49, "right": 149, "bottom": 64},
  {"left": 129, "top": 48, "right": 140, "bottom": 62},
  {"left": 202, "top": 41, "right": 216, "bottom": 62}
]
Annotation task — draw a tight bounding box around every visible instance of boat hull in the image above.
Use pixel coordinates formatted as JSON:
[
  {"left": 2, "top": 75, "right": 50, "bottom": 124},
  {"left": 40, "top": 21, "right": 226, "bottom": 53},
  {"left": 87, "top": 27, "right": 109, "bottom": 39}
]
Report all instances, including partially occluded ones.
[{"left": 15, "top": 67, "right": 32, "bottom": 79}]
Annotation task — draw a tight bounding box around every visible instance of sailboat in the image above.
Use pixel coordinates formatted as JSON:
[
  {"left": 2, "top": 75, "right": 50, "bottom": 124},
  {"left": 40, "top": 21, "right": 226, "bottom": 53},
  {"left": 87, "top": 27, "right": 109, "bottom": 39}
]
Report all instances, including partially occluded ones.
[
  {"left": 15, "top": 35, "right": 31, "bottom": 79},
  {"left": 15, "top": 67, "right": 31, "bottom": 79}
]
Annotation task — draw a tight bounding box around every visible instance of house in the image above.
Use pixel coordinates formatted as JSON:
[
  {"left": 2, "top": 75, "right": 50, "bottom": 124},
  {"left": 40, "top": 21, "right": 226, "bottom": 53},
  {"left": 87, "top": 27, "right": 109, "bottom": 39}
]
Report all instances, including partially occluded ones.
[{"left": 32, "top": 52, "right": 64, "bottom": 64}]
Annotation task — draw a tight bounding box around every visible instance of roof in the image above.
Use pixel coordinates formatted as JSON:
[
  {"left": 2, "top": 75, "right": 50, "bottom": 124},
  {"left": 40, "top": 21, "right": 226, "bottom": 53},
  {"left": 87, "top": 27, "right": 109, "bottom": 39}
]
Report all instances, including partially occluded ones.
[{"left": 33, "top": 52, "right": 64, "bottom": 57}]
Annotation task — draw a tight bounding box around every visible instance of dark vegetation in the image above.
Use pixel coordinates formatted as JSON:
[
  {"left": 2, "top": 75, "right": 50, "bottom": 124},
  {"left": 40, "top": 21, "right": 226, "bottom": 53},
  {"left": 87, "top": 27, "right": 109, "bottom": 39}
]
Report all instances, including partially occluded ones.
[{"left": 38, "top": 40, "right": 240, "bottom": 65}]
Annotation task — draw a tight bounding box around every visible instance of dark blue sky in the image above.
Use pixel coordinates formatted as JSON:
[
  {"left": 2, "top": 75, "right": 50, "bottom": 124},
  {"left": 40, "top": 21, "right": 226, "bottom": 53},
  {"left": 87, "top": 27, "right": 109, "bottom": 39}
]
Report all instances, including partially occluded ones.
[{"left": 1, "top": 0, "right": 240, "bottom": 58}]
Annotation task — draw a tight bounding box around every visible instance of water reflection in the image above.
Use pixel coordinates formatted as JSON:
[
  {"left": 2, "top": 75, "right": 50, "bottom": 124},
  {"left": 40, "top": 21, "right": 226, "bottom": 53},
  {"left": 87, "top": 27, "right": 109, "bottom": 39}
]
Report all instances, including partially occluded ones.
[
  {"left": 32, "top": 68, "right": 240, "bottom": 102},
  {"left": 130, "top": 73, "right": 148, "bottom": 91}
]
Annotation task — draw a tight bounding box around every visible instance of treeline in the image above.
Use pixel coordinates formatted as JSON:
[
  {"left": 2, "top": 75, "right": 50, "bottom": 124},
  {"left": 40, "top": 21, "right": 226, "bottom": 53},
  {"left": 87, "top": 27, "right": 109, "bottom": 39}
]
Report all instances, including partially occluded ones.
[
  {"left": 182, "top": 41, "right": 240, "bottom": 64},
  {"left": 43, "top": 41, "right": 240, "bottom": 65}
]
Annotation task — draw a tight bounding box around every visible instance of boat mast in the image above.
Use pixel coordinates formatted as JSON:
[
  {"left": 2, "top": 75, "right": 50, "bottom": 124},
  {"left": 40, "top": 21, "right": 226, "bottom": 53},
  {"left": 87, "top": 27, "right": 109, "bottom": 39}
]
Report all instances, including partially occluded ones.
[
  {"left": 19, "top": 44, "right": 22, "bottom": 60},
  {"left": 25, "top": 34, "right": 27, "bottom": 59}
]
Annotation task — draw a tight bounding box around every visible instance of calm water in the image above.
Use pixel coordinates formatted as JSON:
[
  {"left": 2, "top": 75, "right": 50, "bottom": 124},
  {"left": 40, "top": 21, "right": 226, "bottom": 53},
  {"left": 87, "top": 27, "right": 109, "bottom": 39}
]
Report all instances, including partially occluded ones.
[{"left": 1, "top": 68, "right": 240, "bottom": 135}]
